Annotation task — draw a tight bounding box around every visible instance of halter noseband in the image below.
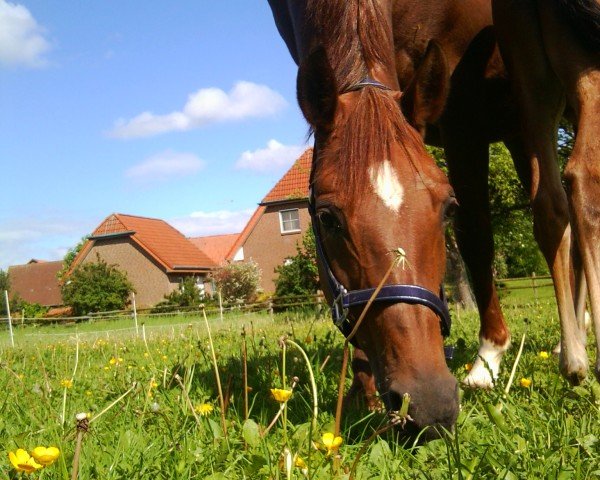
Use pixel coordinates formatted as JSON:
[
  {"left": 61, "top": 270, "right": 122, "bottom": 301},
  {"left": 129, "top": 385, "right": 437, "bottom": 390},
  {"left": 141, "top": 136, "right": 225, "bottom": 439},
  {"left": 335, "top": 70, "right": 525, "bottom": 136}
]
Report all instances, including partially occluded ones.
[{"left": 309, "top": 76, "right": 452, "bottom": 344}]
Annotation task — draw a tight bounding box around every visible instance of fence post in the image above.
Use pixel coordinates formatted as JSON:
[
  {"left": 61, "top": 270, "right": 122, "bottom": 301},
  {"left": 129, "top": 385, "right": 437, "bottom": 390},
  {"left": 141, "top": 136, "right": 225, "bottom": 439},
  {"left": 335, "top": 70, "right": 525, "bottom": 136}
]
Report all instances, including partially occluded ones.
[
  {"left": 132, "top": 292, "right": 139, "bottom": 336},
  {"left": 218, "top": 290, "right": 224, "bottom": 322},
  {"left": 4, "top": 290, "right": 14, "bottom": 348},
  {"left": 531, "top": 272, "right": 538, "bottom": 304}
]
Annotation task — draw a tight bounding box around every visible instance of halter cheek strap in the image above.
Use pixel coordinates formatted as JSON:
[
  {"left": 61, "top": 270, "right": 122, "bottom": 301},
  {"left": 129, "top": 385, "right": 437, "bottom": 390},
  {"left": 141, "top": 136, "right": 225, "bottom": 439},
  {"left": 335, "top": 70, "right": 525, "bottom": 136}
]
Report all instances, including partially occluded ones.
[{"left": 310, "top": 200, "right": 452, "bottom": 342}]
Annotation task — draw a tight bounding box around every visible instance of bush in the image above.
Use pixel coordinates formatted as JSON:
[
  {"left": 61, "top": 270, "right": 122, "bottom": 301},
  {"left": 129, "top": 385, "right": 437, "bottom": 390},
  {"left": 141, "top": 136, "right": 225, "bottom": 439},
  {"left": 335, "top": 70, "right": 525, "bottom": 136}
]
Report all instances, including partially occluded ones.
[
  {"left": 274, "top": 229, "right": 319, "bottom": 298},
  {"left": 15, "top": 299, "right": 48, "bottom": 318},
  {"left": 212, "top": 261, "right": 261, "bottom": 305},
  {"left": 61, "top": 254, "right": 134, "bottom": 316},
  {"left": 152, "top": 276, "right": 208, "bottom": 313}
]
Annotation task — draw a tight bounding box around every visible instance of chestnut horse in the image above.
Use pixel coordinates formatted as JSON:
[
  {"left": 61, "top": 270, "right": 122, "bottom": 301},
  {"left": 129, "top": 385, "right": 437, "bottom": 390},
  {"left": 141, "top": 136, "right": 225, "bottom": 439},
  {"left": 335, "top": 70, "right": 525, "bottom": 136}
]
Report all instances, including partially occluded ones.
[
  {"left": 492, "top": 0, "right": 600, "bottom": 381},
  {"left": 267, "top": 0, "right": 459, "bottom": 437}
]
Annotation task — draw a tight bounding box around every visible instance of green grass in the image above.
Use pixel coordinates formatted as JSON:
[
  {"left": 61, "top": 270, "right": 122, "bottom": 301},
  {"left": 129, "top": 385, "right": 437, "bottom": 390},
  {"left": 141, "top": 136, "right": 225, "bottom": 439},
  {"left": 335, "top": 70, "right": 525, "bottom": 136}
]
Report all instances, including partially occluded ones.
[{"left": 1, "top": 299, "right": 599, "bottom": 479}]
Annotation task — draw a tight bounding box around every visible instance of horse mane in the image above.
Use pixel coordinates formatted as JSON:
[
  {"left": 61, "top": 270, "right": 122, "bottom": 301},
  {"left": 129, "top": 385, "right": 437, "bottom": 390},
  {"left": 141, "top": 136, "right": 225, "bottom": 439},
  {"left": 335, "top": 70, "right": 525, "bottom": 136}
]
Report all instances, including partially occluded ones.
[
  {"left": 308, "top": 0, "right": 425, "bottom": 201},
  {"left": 555, "top": 0, "right": 600, "bottom": 51},
  {"left": 307, "top": 0, "right": 395, "bottom": 91}
]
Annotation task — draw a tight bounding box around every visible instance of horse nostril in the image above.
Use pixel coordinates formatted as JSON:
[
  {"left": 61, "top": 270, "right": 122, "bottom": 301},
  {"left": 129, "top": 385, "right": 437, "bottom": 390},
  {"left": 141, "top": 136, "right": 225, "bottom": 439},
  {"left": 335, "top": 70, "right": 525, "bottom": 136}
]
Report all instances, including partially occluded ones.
[{"left": 381, "top": 388, "right": 403, "bottom": 411}]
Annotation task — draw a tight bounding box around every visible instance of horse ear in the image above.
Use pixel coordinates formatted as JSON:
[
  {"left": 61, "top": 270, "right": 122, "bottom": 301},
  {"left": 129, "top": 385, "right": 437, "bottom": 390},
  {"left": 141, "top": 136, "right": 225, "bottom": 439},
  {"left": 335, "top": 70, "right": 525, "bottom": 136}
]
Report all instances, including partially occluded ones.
[
  {"left": 401, "top": 41, "right": 449, "bottom": 136},
  {"left": 297, "top": 47, "right": 338, "bottom": 131}
]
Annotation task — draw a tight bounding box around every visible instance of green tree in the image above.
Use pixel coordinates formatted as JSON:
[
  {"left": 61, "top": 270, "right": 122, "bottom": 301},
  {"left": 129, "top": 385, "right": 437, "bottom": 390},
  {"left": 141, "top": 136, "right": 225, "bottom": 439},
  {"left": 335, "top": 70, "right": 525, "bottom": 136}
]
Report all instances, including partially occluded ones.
[
  {"left": 489, "top": 143, "right": 547, "bottom": 277},
  {"left": 274, "top": 229, "right": 319, "bottom": 298},
  {"left": 0, "top": 269, "right": 9, "bottom": 293},
  {"left": 428, "top": 143, "right": 547, "bottom": 278},
  {"left": 557, "top": 119, "right": 574, "bottom": 169},
  {"left": 57, "top": 237, "right": 88, "bottom": 281},
  {"left": 212, "top": 261, "right": 261, "bottom": 305},
  {"left": 0, "top": 269, "right": 10, "bottom": 315},
  {"left": 61, "top": 254, "right": 134, "bottom": 315}
]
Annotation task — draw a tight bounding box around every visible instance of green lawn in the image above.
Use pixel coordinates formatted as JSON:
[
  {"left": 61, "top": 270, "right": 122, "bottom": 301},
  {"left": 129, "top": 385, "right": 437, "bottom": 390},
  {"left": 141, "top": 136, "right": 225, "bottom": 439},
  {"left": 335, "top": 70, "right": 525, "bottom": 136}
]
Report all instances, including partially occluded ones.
[{"left": 1, "top": 298, "right": 599, "bottom": 479}]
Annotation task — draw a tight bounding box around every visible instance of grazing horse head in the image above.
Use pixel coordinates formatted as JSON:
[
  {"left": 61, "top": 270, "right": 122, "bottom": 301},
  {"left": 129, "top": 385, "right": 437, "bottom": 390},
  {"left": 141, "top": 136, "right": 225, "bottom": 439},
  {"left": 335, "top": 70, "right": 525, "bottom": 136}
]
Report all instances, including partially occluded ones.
[
  {"left": 298, "top": 41, "right": 459, "bottom": 437},
  {"left": 268, "top": 0, "right": 458, "bottom": 438}
]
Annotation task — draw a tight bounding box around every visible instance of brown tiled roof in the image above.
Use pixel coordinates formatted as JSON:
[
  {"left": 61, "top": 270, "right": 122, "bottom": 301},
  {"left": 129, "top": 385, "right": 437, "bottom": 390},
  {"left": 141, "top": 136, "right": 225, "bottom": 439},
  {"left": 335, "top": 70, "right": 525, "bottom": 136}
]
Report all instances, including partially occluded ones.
[
  {"left": 261, "top": 148, "right": 312, "bottom": 204},
  {"left": 8, "top": 260, "right": 63, "bottom": 306},
  {"left": 189, "top": 233, "right": 240, "bottom": 264},
  {"left": 75, "top": 213, "right": 216, "bottom": 272}
]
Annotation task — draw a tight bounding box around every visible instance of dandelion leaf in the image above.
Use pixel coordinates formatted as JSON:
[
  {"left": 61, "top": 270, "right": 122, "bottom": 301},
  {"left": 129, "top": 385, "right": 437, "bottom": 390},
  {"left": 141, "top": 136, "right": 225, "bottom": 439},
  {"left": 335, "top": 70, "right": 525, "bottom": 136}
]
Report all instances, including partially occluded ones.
[{"left": 242, "top": 419, "right": 261, "bottom": 447}]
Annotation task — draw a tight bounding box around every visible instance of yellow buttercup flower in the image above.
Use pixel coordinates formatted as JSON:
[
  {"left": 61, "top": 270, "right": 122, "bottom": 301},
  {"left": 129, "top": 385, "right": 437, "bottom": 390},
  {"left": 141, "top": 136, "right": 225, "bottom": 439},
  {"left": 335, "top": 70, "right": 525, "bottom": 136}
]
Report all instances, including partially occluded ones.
[
  {"left": 464, "top": 363, "right": 472, "bottom": 372},
  {"left": 322, "top": 432, "right": 343, "bottom": 455},
  {"left": 520, "top": 378, "right": 532, "bottom": 388},
  {"left": 60, "top": 379, "right": 73, "bottom": 389},
  {"left": 538, "top": 351, "right": 549, "bottom": 359},
  {"left": 8, "top": 448, "right": 43, "bottom": 473},
  {"left": 270, "top": 388, "right": 293, "bottom": 403},
  {"left": 194, "top": 403, "right": 214, "bottom": 416},
  {"left": 295, "top": 455, "right": 307, "bottom": 469},
  {"left": 30, "top": 446, "right": 60, "bottom": 466}
]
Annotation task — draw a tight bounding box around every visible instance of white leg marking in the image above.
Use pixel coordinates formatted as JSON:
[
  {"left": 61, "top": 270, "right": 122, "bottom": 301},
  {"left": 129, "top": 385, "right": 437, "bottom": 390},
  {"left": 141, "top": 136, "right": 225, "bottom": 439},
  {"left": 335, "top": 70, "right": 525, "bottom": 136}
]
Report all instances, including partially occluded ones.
[
  {"left": 463, "top": 337, "right": 511, "bottom": 389},
  {"left": 369, "top": 160, "right": 404, "bottom": 212}
]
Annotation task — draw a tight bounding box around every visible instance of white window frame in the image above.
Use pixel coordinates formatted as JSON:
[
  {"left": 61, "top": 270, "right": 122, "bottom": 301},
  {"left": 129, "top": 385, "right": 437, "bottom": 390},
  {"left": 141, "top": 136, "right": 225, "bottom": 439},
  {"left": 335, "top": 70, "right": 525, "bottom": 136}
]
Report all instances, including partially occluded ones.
[{"left": 279, "top": 208, "right": 301, "bottom": 234}]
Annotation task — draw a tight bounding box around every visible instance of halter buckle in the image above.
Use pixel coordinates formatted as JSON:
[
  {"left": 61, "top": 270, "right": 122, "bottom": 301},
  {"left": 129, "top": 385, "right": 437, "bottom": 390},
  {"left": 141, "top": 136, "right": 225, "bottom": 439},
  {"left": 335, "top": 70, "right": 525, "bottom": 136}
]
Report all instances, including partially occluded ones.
[{"left": 332, "top": 289, "right": 348, "bottom": 327}]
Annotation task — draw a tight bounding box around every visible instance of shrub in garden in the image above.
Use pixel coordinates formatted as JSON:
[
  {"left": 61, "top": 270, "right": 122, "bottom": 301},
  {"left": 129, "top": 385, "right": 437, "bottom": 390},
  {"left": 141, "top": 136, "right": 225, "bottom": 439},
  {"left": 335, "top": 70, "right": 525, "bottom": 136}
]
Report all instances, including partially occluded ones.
[
  {"left": 212, "top": 260, "right": 261, "bottom": 305},
  {"left": 152, "top": 276, "right": 207, "bottom": 312},
  {"left": 61, "top": 253, "right": 134, "bottom": 315},
  {"left": 274, "top": 229, "right": 319, "bottom": 299},
  {"left": 14, "top": 298, "right": 48, "bottom": 318}
]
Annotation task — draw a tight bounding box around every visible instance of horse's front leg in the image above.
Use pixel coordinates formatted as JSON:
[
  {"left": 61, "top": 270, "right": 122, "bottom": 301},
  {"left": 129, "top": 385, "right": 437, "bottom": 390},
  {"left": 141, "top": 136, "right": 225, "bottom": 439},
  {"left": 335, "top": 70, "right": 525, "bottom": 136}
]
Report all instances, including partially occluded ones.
[
  {"left": 344, "top": 347, "right": 381, "bottom": 411},
  {"left": 443, "top": 133, "right": 511, "bottom": 389}
]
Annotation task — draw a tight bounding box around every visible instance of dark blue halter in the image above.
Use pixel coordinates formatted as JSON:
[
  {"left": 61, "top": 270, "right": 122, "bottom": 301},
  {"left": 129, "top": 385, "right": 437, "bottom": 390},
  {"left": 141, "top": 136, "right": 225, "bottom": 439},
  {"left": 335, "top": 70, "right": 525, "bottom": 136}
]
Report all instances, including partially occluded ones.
[{"left": 309, "top": 77, "right": 452, "bottom": 344}]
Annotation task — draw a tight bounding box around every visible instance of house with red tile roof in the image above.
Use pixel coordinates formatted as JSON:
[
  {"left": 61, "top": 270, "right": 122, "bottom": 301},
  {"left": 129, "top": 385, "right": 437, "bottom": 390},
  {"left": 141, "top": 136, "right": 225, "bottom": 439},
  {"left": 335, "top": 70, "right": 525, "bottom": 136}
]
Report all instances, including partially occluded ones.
[
  {"left": 226, "top": 148, "right": 312, "bottom": 292},
  {"left": 8, "top": 259, "right": 63, "bottom": 307},
  {"left": 69, "top": 213, "right": 216, "bottom": 307},
  {"left": 10, "top": 149, "right": 314, "bottom": 309},
  {"left": 189, "top": 233, "right": 240, "bottom": 265}
]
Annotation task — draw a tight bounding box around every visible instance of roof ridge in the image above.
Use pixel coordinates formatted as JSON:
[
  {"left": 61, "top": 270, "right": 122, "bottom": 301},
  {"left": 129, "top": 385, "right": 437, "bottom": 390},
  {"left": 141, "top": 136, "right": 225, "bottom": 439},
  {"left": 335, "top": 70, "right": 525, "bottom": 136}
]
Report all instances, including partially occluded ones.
[{"left": 261, "top": 148, "right": 312, "bottom": 204}]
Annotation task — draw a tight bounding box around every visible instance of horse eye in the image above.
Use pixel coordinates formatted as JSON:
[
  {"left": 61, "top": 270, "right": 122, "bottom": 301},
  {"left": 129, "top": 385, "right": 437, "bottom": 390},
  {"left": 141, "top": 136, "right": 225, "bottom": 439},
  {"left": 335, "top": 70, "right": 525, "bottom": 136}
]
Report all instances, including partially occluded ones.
[
  {"left": 443, "top": 196, "right": 458, "bottom": 220},
  {"left": 318, "top": 210, "right": 342, "bottom": 232}
]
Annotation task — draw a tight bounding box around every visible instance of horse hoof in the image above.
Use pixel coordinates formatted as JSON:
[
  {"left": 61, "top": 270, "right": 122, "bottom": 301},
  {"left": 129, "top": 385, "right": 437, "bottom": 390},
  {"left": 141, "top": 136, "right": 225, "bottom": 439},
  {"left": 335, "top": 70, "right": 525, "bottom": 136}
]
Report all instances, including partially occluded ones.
[
  {"left": 559, "top": 351, "right": 588, "bottom": 386},
  {"left": 462, "top": 366, "right": 494, "bottom": 389}
]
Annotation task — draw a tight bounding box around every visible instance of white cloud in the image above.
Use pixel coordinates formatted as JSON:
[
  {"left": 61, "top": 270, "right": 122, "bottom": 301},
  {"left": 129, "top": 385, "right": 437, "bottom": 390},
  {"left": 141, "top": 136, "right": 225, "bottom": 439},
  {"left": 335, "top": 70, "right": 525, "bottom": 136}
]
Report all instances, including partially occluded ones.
[
  {"left": 0, "top": 217, "right": 93, "bottom": 270},
  {"left": 110, "top": 81, "right": 287, "bottom": 139},
  {"left": 170, "top": 209, "right": 255, "bottom": 237},
  {"left": 0, "top": 0, "right": 51, "bottom": 68},
  {"left": 235, "top": 139, "right": 305, "bottom": 173},
  {"left": 125, "top": 150, "right": 205, "bottom": 181}
]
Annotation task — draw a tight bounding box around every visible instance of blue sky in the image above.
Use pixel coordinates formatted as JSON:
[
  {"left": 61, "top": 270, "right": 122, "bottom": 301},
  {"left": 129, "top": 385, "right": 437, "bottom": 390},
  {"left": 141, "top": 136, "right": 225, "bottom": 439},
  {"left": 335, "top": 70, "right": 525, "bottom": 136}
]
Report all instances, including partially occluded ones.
[{"left": 0, "top": 0, "right": 309, "bottom": 269}]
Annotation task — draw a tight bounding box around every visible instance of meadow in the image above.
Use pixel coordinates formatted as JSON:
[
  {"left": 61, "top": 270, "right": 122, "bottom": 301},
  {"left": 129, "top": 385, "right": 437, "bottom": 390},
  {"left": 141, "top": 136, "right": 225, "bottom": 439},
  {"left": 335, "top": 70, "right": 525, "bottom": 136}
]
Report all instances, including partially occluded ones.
[{"left": 1, "top": 283, "right": 599, "bottom": 479}]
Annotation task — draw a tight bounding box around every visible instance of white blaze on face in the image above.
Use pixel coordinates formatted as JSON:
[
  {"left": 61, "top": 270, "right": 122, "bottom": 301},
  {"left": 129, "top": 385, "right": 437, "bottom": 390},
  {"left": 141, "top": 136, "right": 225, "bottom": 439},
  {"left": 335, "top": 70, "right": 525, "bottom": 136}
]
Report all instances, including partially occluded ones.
[{"left": 369, "top": 160, "right": 404, "bottom": 212}]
